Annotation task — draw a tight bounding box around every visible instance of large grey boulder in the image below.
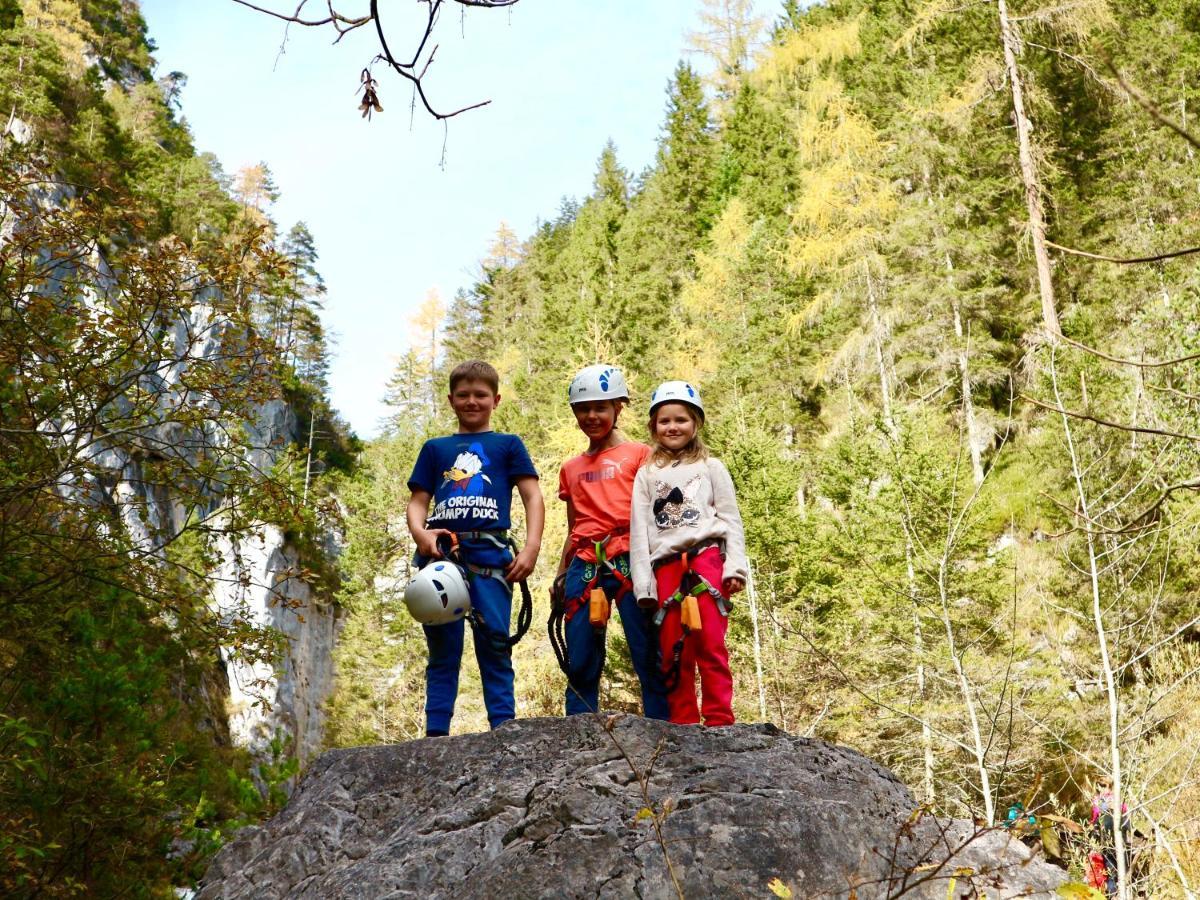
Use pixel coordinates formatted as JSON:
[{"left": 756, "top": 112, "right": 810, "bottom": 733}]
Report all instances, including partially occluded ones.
[{"left": 198, "top": 716, "right": 1066, "bottom": 899}]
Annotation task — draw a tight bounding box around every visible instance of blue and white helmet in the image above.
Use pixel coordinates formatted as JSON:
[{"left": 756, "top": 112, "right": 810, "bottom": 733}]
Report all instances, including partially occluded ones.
[
  {"left": 649, "top": 380, "right": 705, "bottom": 421},
  {"left": 568, "top": 364, "right": 630, "bottom": 405},
  {"left": 404, "top": 560, "right": 471, "bottom": 626}
]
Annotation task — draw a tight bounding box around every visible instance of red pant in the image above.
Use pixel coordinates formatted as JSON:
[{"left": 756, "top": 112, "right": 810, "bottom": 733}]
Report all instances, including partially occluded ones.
[{"left": 655, "top": 546, "right": 734, "bottom": 726}]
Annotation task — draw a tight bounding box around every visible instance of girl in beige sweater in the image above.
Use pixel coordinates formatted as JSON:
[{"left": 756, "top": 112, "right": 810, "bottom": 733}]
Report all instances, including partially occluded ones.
[{"left": 629, "top": 381, "right": 747, "bottom": 725}]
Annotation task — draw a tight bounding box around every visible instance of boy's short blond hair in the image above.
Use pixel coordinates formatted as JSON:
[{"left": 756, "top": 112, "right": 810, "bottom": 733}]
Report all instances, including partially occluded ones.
[{"left": 448, "top": 360, "right": 500, "bottom": 394}]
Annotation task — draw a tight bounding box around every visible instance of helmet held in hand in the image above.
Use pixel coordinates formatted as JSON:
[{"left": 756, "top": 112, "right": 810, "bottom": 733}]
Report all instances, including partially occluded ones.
[{"left": 404, "top": 560, "right": 472, "bottom": 625}]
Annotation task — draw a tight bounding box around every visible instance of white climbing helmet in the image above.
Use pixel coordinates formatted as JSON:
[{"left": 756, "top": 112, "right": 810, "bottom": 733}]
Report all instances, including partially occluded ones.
[
  {"left": 404, "top": 560, "right": 472, "bottom": 626},
  {"left": 568, "top": 364, "right": 630, "bottom": 405},
  {"left": 649, "top": 380, "right": 705, "bottom": 421}
]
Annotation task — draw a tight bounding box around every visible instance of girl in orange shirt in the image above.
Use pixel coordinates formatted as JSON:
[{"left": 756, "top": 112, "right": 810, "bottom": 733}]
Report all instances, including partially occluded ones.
[{"left": 550, "top": 365, "right": 668, "bottom": 718}]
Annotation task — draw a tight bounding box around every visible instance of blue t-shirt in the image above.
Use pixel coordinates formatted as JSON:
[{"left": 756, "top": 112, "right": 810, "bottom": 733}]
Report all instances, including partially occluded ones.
[{"left": 408, "top": 432, "right": 538, "bottom": 532}]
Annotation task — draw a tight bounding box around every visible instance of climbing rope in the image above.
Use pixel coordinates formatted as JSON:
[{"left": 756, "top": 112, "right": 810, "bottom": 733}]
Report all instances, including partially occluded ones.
[{"left": 438, "top": 532, "right": 532, "bottom": 652}]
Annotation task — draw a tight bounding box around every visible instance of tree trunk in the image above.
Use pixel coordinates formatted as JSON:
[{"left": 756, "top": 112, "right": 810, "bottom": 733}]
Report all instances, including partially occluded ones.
[
  {"left": 747, "top": 562, "right": 769, "bottom": 722},
  {"left": 997, "top": 0, "right": 1061, "bottom": 336},
  {"left": 952, "top": 289, "right": 985, "bottom": 486},
  {"left": 303, "top": 407, "right": 316, "bottom": 506},
  {"left": 923, "top": 163, "right": 986, "bottom": 484},
  {"left": 864, "top": 259, "right": 895, "bottom": 434},
  {"left": 1054, "top": 363, "right": 1129, "bottom": 900},
  {"left": 936, "top": 538, "right": 995, "bottom": 824},
  {"left": 907, "top": 532, "right": 936, "bottom": 805}
]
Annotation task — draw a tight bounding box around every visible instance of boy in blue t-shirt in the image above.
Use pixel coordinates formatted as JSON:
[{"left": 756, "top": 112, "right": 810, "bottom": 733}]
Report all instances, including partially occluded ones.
[{"left": 406, "top": 360, "right": 544, "bottom": 736}]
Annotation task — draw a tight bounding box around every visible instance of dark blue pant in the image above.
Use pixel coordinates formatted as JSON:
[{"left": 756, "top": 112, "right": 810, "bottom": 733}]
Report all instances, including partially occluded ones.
[
  {"left": 563, "top": 555, "right": 669, "bottom": 720},
  {"left": 421, "top": 541, "right": 514, "bottom": 734}
]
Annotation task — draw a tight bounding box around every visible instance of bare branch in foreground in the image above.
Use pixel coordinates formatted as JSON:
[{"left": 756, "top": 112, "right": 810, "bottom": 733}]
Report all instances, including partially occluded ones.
[
  {"left": 1100, "top": 48, "right": 1200, "bottom": 151},
  {"left": 231, "top": 0, "right": 520, "bottom": 120},
  {"left": 1051, "top": 331, "right": 1200, "bottom": 369}
]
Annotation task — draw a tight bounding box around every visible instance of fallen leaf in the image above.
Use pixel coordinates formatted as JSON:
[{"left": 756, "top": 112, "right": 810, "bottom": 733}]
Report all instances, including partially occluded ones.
[
  {"left": 767, "top": 877, "right": 792, "bottom": 898},
  {"left": 1040, "top": 813, "right": 1084, "bottom": 834},
  {"left": 1040, "top": 822, "right": 1062, "bottom": 858}
]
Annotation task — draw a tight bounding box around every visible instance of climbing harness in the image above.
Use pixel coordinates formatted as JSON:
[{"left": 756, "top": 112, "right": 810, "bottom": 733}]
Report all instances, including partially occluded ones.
[
  {"left": 436, "top": 532, "right": 533, "bottom": 653},
  {"left": 546, "top": 533, "right": 633, "bottom": 686},
  {"left": 582, "top": 534, "right": 632, "bottom": 622},
  {"left": 653, "top": 540, "right": 729, "bottom": 692}
]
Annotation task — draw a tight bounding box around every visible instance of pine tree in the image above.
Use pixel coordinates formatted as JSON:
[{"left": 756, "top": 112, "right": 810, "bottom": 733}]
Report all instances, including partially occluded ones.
[
  {"left": 898, "top": 0, "right": 1117, "bottom": 336},
  {"left": 612, "top": 63, "right": 716, "bottom": 366},
  {"left": 775, "top": 18, "right": 901, "bottom": 431},
  {"left": 18, "top": 0, "right": 97, "bottom": 76},
  {"left": 484, "top": 220, "right": 522, "bottom": 270},
  {"left": 281, "top": 221, "right": 329, "bottom": 385},
  {"left": 383, "top": 289, "right": 444, "bottom": 432}
]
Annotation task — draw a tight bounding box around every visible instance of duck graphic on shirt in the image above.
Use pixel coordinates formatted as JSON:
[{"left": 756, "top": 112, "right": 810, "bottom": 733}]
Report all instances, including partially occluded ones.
[{"left": 442, "top": 444, "right": 493, "bottom": 495}]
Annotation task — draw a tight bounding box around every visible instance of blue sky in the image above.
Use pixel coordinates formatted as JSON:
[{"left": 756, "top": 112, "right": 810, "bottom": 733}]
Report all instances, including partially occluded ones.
[{"left": 140, "top": 1, "right": 774, "bottom": 438}]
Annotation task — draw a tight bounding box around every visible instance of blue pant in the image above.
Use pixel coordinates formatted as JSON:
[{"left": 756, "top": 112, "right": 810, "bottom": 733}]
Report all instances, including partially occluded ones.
[
  {"left": 421, "top": 540, "right": 515, "bottom": 734},
  {"left": 563, "top": 554, "right": 669, "bottom": 720}
]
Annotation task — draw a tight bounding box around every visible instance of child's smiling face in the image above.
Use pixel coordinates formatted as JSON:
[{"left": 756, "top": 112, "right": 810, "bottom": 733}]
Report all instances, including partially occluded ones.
[
  {"left": 448, "top": 378, "right": 499, "bottom": 432},
  {"left": 652, "top": 402, "right": 698, "bottom": 452},
  {"left": 572, "top": 399, "right": 620, "bottom": 443}
]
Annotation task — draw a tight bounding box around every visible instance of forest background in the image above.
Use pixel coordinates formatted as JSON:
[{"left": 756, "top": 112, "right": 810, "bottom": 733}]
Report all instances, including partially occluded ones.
[{"left": 4, "top": 0, "right": 1200, "bottom": 897}]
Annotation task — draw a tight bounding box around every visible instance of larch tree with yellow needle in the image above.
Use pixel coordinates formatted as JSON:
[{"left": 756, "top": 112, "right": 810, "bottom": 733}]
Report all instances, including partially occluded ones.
[
  {"left": 773, "top": 19, "right": 900, "bottom": 434},
  {"left": 686, "top": 0, "right": 767, "bottom": 119}
]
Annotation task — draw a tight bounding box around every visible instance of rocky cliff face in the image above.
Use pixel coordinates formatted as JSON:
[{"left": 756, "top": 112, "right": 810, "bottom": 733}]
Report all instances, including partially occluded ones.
[
  {"left": 214, "top": 520, "right": 339, "bottom": 766},
  {"left": 198, "top": 716, "right": 1067, "bottom": 899},
  {"left": 87, "top": 292, "right": 339, "bottom": 768},
  {"left": 4, "top": 143, "right": 340, "bottom": 768}
]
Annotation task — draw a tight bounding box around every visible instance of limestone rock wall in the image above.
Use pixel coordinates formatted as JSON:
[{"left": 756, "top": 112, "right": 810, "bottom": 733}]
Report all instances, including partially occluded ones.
[
  {"left": 214, "top": 523, "right": 340, "bottom": 766},
  {"left": 3, "top": 153, "right": 341, "bottom": 769}
]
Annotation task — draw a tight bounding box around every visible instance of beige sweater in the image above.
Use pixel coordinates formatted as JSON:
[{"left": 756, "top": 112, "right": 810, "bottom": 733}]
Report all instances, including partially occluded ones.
[{"left": 629, "top": 457, "right": 749, "bottom": 601}]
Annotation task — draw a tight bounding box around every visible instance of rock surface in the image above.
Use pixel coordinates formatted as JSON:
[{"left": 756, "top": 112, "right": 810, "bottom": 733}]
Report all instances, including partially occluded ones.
[
  {"left": 213, "top": 523, "right": 340, "bottom": 766},
  {"left": 199, "top": 716, "right": 1066, "bottom": 899}
]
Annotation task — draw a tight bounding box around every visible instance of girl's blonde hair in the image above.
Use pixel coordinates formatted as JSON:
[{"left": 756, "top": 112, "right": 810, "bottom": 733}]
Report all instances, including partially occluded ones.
[{"left": 648, "top": 403, "right": 708, "bottom": 467}]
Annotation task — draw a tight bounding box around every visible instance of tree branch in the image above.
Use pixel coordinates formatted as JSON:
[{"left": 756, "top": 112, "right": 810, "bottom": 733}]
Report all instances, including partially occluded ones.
[
  {"left": 1051, "top": 331, "right": 1200, "bottom": 369},
  {"left": 1035, "top": 50, "right": 1200, "bottom": 269},
  {"left": 1020, "top": 394, "right": 1200, "bottom": 442},
  {"left": 233, "top": 0, "right": 517, "bottom": 121},
  {"left": 1045, "top": 238, "right": 1200, "bottom": 265},
  {"left": 1123, "top": 479, "right": 1200, "bottom": 529},
  {"left": 370, "top": 0, "right": 492, "bottom": 120},
  {"left": 1100, "top": 48, "right": 1200, "bottom": 151},
  {"left": 230, "top": 0, "right": 368, "bottom": 30}
]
